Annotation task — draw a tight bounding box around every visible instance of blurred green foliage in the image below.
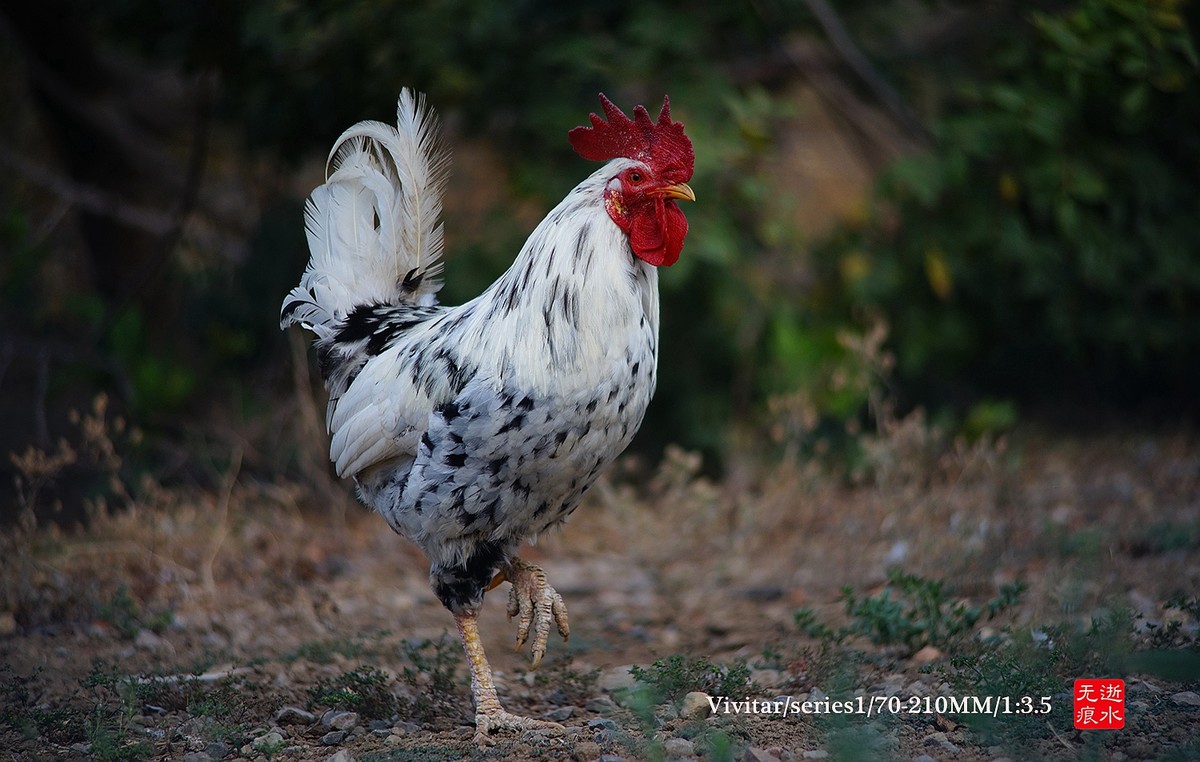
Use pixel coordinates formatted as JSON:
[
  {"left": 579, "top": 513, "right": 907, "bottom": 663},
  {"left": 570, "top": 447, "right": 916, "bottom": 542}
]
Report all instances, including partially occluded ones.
[
  {"left": 6, "top": 0, "right": 1199, "bottom": 465},
  {"left": 68, "top": 0, "right": 795, "bottom": 454},
  {"left": 814, "top": 0, "right": 1200, "bottom": 409}
]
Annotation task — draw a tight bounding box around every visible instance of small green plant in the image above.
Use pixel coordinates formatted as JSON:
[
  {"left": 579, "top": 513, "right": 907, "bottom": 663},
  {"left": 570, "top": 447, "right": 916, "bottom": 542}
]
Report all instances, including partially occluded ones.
[
  {"left": 254, "top": 733, "right": 287, "bottom": 759},
  {"left": 947, "top": 629, "right": 1070, "bottom": 749},
  {"left": 96, "top": 585, "right": 173, "bottom": 640},
  {"left": 1152, "top": 593, "right": 1200, "bottom": 653},
  {"left": 0, "top": 665, "right": 78, "bottom": 743},
  {"left": 797, "top": 570, "right": 1026, "bottom": 651},
  {"left": 85, "top": 712, "right": 153, "bottom": 762},
  {"left": 79, "top": 663, "right": 156, "bottom": 762},
  {"left": 794, "top": 609, "right": 852, "bottom": 646},
  {"left": 175, "top": 675, "right": 254, "bottom": 753},
  {"left": 756, "top": 643, "right": 785, "bottom": 670},
  {"left": 186, "top": 675, "right": 252, "bottom": 721},
  {"left": 533, "top": 654, "right": 600, "bottom": 706},
  {"left": 396, "top": 634, "right": 467, "bottom": 726},
  {"left": 630, "top": 654, "right": 755, "bottom": 704},
  {"left": 1135, "top": 521, "right": 1199, "bottom": 555},
  {"left": 288, "top": 636, "right": 368, "bottom": 665},
  {"left": 673, "top": 717, "right": 748, "bottom": 762},
  {"left": 308, "top": 665, "right": 397, "bottom": 720}
]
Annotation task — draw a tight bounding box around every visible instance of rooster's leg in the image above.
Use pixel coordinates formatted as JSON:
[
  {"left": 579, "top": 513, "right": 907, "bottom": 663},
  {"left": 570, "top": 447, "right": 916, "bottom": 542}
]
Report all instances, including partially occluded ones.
[
  {"left": 453, "top": 610, "right": 564, "bottom": 744},
  {"left": 494, "top": 556, "right": 570, "bottom": 666}
]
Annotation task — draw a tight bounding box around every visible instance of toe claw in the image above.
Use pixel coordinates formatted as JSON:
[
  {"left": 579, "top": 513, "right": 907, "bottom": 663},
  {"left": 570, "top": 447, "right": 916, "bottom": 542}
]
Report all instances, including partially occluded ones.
[
  {"left": 552, "top": 592, "right": 570, "bottom": 640},
  {"left": 506, "top": 586, "right": 520, "bottom": 621},
  {"left": 502, "top": 559, "right": 570, "bottom": 667}
]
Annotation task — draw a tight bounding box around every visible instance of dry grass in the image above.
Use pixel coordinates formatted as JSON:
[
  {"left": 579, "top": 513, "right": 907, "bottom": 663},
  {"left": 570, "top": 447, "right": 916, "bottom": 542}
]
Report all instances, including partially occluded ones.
[{"left": 2, "top": 400, "right": 1198, "bottom": 759}]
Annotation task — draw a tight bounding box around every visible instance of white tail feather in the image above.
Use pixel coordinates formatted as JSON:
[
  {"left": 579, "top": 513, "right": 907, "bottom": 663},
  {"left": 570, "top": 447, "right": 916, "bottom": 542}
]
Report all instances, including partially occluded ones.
[{"left": 281, "top": 89, "right": 450, "bottom": 333}]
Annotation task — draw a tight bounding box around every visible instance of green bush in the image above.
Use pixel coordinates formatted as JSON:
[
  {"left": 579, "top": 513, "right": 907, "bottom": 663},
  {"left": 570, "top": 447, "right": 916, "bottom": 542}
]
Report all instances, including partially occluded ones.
[
  {"left": 815, "top": 0, "right": 1200, "bottom": 406},
  {"left": 796, "top": 569, "right": 1027, "bottom": 651}
]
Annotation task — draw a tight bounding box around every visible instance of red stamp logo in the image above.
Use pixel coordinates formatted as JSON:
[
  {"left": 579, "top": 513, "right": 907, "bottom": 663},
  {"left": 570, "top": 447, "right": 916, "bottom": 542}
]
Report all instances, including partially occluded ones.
[{"left": 1074, "top": 678, "right": 1125, "bottom": 730}]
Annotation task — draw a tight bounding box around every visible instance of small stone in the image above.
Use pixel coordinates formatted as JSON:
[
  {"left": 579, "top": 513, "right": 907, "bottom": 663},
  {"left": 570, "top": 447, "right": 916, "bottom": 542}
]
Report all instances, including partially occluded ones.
[
  {"left": 134, "top": 628, "right": 170, "bottom": 652},
  {"left": 204, "top": 741, "right": 229, "bottom": 759},
  {"left": 325, "top": 750, "right": 356, "bottom": 762},
  {"left": 808, "top": 688, "right": 828, "bottom": 703},
  {"left": 663, "top": 737, "right": 696, "bottom": 758},
  {"left": 322, "top": 710, "right": 360, "bottom": 730},
  {"left": 253, "top": 731, "right": 284, "bottom": 752},
  {"left": 586, "top": 696, "right": 619, "bottom": 714},
  {"left": 1171, "top": 691, "right": 1200, "bottom": 706},
  {"left": 743, "top": 748, "right": 782, "bottom": 762},
  {"left": 320, "top": 730, "right": 347, "bottom": 745},
  {"left": 70, "top": 744, "right": 93, "bottom": 755},
  {"left": 574, "top": 742, "right": 602, "bottom": 758},
  {"left": 588, "top": 718, "right": 618, "bottom": 730},
  {"left": 911, "top": 756, "right": 938, "bottom": 762},
  {"left": 181, "top": 753, "right": 212, "bottom": 762},
  {"left": 911, "top": 646, "right": 944, "bottom": 664},
  {"left": 0, "top": 611, "right": 16, "bottom": 636},
  {"left": 599, "top": 756, "right": 627, "bottom": 762},
  {"left": 800, "top": 752, "right": 828, "bottom": 760},
  {"left": 751, "top": 669, "right": 785, "bottom": 689},
  {"left": 594, "top": 729, "right": 618, "bottom": 746},
  {"left": 907, "top": 680, "right": 930, "bottom": 697},
  {"left": 393, "top": 720, "right": 421, "bottom": 733},
  {"left": 924, "top": 731, "right": 960, "bottom": 754},
  {"left": 275, "top": 706, "right": 317, "bottom": 724},
  {"left": 544, "top": 706, "right": 574, "bottom": 722},
  {"left": 680, "top": 691, "right": 713, "bottom": 719},
  {"left": 599, "top": 665, "right": 639, "bottom": 692}
]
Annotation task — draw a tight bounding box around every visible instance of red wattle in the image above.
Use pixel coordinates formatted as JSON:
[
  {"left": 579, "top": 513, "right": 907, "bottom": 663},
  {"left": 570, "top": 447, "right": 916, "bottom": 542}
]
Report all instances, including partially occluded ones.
[{"left": 630, "top": 200, "right": 688, "bottom": 267}]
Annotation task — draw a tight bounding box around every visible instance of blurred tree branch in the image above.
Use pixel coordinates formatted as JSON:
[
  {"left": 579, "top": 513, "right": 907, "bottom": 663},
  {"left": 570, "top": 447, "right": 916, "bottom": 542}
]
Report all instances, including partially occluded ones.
[
  {"left": 0, "top": 0, "right": 212, "bottom": 334},
  {"left": 0, "top": 146, "right": 175, "bottom": 236},
  {"left": 800, "top": 0, "right": 932, "bottom": 146}
]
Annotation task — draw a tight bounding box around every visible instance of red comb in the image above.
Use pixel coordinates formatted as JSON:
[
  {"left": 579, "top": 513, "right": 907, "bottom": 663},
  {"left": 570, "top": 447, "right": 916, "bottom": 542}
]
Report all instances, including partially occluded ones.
[{"left": 569, "top": 94, "right": 694, "bottom": 183}]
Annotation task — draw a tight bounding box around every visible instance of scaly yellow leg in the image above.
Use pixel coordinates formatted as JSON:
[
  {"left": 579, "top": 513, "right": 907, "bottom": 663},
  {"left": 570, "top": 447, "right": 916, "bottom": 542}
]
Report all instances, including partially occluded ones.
[{"left": 453, "top": 610, "right": 564, "bottom": 744}]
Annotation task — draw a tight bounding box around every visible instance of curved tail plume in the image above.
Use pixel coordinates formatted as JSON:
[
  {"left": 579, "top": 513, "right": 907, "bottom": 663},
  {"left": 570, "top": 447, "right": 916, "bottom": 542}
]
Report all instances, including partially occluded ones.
[{"left": 281, "top": 89, "right": 451, "bottom": 338}]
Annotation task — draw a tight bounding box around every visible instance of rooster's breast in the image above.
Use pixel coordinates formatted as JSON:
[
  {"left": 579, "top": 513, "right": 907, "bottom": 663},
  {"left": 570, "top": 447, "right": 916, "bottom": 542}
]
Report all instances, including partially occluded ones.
[{"left": 367, "top": 314, "right": 656, "bottom": 560}]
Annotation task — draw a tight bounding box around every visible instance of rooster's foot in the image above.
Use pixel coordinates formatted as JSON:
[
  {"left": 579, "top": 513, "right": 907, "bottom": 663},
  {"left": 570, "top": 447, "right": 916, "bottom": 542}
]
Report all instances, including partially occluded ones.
[
  {"left": 472, "top": 706, "right": 564, "bottom": 745},
  {"left": 494, "top": 557, "right": 569, "bottom": 667}
]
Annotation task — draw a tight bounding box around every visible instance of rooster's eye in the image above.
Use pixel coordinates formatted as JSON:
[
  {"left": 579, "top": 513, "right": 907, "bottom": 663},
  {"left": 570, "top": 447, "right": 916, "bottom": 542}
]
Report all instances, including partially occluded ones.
[{"left": 629, "top": 172, "right": 642, "bottom": 183}]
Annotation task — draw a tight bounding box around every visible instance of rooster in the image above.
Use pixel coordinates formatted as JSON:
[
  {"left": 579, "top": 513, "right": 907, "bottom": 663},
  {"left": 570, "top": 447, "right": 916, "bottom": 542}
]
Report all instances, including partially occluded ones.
[{"left": 281, "top": 90, "right": 694, "bottom": 741}]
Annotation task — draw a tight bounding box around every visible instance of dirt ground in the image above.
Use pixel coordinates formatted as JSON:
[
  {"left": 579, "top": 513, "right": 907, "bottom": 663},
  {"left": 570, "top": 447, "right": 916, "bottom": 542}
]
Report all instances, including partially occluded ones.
[{"left": 2, "top": 426, "right": 1199, "bottom": 761}]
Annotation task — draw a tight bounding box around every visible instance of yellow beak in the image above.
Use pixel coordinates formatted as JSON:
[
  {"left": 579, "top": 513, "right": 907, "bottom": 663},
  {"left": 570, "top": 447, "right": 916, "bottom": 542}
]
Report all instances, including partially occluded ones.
[{"left": 652, "top": 182, "right": 696, "bottom": 202}]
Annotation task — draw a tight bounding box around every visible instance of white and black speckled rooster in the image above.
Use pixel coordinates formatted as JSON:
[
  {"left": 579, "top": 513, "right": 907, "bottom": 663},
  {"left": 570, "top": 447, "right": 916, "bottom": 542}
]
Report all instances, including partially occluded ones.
[{"left": 281, "top": 90, "right": 694, "bottom": 741}]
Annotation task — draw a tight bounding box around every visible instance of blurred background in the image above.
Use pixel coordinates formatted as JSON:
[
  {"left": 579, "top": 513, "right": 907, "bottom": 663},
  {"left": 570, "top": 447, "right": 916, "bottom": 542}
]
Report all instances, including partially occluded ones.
[{"left": 1, "top": 0, "right": 1197, "bottom": 526}]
